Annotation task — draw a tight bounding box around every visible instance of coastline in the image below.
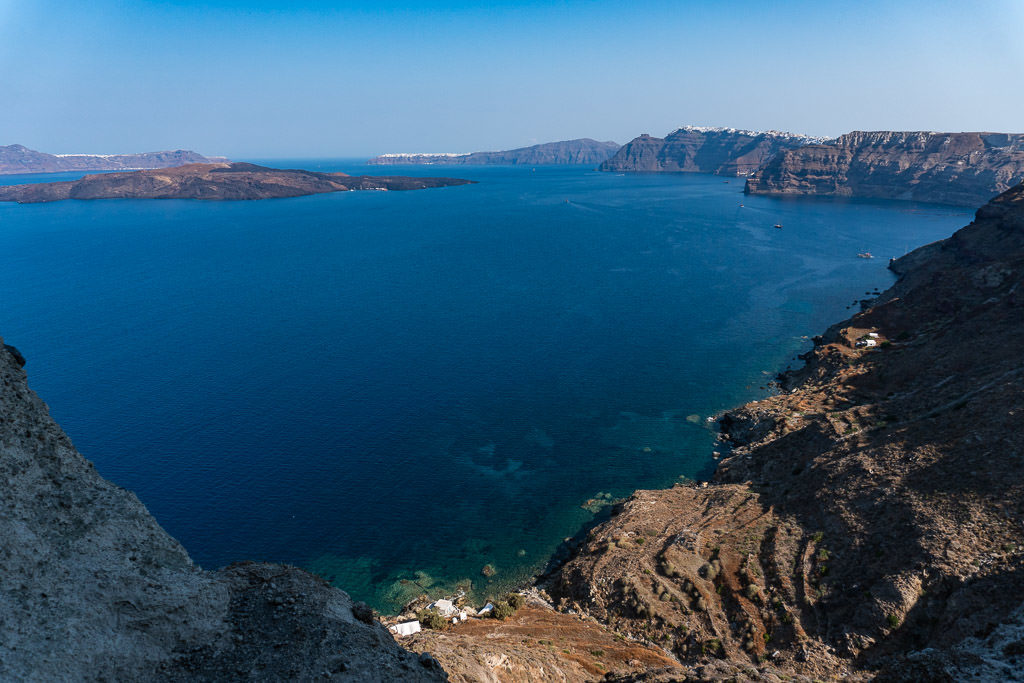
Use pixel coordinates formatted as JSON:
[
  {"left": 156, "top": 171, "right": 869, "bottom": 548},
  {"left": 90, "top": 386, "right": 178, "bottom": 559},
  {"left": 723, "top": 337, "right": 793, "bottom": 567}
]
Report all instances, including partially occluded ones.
[
  {"left": 3, "top": 168, "right": 1010, "bottom": 680},
  {"left": 401, "top": 183, "right": 1024, "bottom": 679},
  {"left": 523, "top": 183, "right": 1024, "bottom": 679}
]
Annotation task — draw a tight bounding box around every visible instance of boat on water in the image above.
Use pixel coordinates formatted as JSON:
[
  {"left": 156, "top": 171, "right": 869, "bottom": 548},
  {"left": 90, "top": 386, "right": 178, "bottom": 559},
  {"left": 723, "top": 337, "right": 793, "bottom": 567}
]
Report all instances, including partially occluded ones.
[
  {"left": 773, "top": 223, "right": 783, "bottom": 229},
  {"left": 857, "top": 252, "right": 874, "bottom": 259}
]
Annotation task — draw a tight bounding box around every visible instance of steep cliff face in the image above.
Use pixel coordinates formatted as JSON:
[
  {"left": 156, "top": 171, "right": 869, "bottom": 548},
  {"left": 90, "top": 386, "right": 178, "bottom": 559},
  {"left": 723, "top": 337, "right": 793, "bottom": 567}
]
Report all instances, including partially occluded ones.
[
  {"left": 0, "top": 342, "right": 446, "bottom": 681},
  {"left": 598, "top": 127, "right": 823, "bottom": 175},
  {"left": 745, "top": 131, "right": 1024, "bottom": 206},
  {"left": 0, "top": 144, "right": 225, "bottom": 175},
  {"left": 367, "top": 138, "right": 621, "bottom": 166},
  {"left": 546, "top": 182, "right": 1024, "bottom": 680}
]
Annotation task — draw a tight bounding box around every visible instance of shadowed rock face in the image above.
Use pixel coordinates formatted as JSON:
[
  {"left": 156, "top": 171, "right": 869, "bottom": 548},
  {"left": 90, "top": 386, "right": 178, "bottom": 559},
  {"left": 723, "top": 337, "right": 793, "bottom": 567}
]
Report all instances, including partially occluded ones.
[
  {"left": 545, "top": 182, "right": 1024, "bottom": 680},
  {"left": 0, "top": 143, "right": 225, "bottom": 175},
  {"left": 367, "top": 138, "right": 621, "bottom": 166},
  {"left": 0, "top": 341, "right": 446, "bottom": 681},
  {"left": 598, "top": 127, "right": 822, "bottom": 176},
  {"left": 0, "top": 162, "right": 474, "bottom": 202},
  {"left": 745, "top": 131, "right": 1024, "bottom": 206}
]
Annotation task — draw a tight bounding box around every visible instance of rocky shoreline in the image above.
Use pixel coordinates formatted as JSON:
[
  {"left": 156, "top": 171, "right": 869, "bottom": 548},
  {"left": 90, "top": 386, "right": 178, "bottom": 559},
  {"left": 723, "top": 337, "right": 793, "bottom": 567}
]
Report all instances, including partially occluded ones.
[
  {"left": 384, "top": 183, "right": 1024, "bottom": 680},
  {"left": 531, "top": 182, "right": 1024, "bottom": 680}
]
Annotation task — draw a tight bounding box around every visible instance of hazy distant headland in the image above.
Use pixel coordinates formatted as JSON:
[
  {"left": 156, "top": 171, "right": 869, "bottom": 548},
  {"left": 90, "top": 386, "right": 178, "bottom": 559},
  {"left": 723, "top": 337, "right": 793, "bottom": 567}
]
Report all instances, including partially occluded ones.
[
  {"left": 0, "top": 144, "right": 227, "bottom": 175},
  {"left": 367, "top": 138, "right": 621, "bottom": 166},
  {"left": 0, "top": 162, "right": 473, "bottom": 203},
  {"left": 599, "top": 126, "right": 825, "bottom": 176}
]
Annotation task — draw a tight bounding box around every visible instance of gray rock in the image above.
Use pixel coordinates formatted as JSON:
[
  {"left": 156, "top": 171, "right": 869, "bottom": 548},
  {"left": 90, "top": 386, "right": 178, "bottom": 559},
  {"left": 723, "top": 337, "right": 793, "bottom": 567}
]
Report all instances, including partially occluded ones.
[{"left": 0, "top": 335, "right": 446, "bottom": 681}]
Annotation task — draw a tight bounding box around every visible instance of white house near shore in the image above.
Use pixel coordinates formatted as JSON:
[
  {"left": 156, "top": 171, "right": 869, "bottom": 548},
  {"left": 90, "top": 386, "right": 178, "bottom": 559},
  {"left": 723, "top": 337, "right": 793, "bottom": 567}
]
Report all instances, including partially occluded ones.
[
  {"left": 429, "top": 599, "right": 458, "bottom": 618},
  {"left": 389, "top": 621, "right": 422, "bottom": 637}
]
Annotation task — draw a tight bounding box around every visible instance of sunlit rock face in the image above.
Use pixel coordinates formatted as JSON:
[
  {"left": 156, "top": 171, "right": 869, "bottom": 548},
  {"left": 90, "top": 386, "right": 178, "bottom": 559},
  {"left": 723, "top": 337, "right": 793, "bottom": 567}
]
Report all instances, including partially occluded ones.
[{"left": 745, "top": 131, "right": 1024, "bottom": 206}]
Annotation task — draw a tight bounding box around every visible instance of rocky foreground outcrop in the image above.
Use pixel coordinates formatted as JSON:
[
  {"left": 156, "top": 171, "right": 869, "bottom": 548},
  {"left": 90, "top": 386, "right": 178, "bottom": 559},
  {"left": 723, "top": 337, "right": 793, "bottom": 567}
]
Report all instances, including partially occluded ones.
[
  {"left": 0, "top": 341, "right": 447, "bottom": 680},
  {"left": 0, "top": 162, "right": 473, "bottom": 202},
  {"left": 406, "top": 601, "right": 682, "bottom": 682},
  {"left": 745, "top": 131, "right": 1024, "bottom": 206},
  {"left": 598, "top": 127, "right": 824, "bottom": 176},
  {"left": 544, "top": 182, "right": 1024, "bottom": 680},
  {"left": 0, "top": 339, "right": 680, "bottom": 682},
  {"left": 367, "top": 138, "right": 621, "bottom": 166},
  {"left": 0, "top": 144, "right": 226, "bottom": 175}
]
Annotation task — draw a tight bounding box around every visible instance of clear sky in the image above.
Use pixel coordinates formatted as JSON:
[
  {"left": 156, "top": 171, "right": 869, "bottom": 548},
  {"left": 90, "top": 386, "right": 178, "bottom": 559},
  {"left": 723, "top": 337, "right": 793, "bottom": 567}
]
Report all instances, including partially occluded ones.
[{"left": 0, "top": 0, "right": 1021, "bottom": 158}]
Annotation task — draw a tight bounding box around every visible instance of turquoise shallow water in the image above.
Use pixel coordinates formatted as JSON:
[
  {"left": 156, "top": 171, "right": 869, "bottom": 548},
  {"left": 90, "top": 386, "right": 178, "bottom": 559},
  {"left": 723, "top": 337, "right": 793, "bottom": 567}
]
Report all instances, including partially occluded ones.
[{"left": 0, "top": 162, "right": 970, "bottom": 610}]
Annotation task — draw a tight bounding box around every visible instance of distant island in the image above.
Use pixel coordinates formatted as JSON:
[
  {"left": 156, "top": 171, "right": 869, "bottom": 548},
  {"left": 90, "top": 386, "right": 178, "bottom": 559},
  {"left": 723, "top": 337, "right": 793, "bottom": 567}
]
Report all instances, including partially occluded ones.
[
  {"left": 599, "top": 126, "right": 824, "bottom": 176},
  {"left": 0, "top": 144, "right": 227, "bottom": 175},
  {"left": 744, "top": 130, "right": 1024, "bottom": 206},
  {"left": 0, "top": 162, "right": 474, "bottom": 203},
  {"left": 367, "top": 138, "right": 621, "bottom": 166}
]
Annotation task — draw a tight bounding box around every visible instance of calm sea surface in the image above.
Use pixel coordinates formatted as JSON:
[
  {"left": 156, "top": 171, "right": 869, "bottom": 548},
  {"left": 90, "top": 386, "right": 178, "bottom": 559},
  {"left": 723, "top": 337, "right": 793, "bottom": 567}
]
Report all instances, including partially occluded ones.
[{"left": 0, "top": 162, "right": 970, "bottom": 610}]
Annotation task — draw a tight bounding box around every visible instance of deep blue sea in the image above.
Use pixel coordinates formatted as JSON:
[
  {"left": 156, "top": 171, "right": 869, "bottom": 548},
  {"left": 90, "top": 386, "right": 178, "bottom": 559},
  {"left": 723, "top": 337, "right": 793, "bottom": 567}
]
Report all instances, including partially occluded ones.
[{"left": 0, "top": 162, "right": 970, "bottom": 610}]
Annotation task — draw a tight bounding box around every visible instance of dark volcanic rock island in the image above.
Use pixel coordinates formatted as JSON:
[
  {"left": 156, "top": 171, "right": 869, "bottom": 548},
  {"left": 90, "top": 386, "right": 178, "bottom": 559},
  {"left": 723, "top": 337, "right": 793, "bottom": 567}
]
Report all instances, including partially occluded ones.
[
  {"left": 0, "top": 162, "right": 474, "bottom": 203},
  {"left": 367, "top": 138, "right": 621, "bottom": 166},
  {"left": 0, "top": 143, "right": 226, "bottom": 175}
]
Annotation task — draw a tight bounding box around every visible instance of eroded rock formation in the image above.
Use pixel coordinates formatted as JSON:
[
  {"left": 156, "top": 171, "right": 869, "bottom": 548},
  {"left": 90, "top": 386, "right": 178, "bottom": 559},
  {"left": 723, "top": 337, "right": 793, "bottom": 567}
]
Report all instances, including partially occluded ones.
[{"left": 745, "top": 131, "right": 1024, "bottom": 206}]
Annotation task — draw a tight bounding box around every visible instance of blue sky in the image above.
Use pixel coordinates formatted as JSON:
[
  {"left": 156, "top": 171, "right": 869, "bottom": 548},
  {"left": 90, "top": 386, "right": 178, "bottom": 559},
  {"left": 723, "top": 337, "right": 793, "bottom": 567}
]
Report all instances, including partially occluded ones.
[{"left": 0, "top": 0, "right": 1021, "bottom": 157}]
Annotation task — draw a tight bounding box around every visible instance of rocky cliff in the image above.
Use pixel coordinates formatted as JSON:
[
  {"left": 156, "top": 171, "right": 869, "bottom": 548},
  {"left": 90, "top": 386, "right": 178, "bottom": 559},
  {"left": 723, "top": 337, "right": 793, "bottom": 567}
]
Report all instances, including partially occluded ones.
[
  {"left": 367, "top": 138, "right": 621, "bottom": 166},
  {"left": 0, "top": 144, "right": 225, "bottom": 175},
  {"left": 745, "top": 131, "right": 1024, "bottom": 206},
  {"left": 544, "top": 182, "right": 1024, "bottom": 680},
  {"left": 598, "top": 127, "right": 824, "bottom": 176},
  {"left": 0, "top": 162, "right": 473, "bottom": 203},
  {"left": 0, "top": 340, "right": 447, "bottom": 680}
]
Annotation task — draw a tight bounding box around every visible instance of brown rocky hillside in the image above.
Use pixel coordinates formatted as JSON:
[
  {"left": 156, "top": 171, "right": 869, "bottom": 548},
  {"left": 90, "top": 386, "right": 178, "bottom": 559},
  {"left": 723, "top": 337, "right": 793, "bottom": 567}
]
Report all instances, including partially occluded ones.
[{"left": 544, "top": 182, "right": 1024, "bottom": 680}]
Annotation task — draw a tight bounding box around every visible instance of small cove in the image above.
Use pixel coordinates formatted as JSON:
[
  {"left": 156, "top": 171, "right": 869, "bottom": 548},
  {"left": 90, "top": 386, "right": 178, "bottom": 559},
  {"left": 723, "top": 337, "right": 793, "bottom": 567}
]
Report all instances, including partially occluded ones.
[{"left": 0, "top": 163, "right": 970, "bottom": 610}]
